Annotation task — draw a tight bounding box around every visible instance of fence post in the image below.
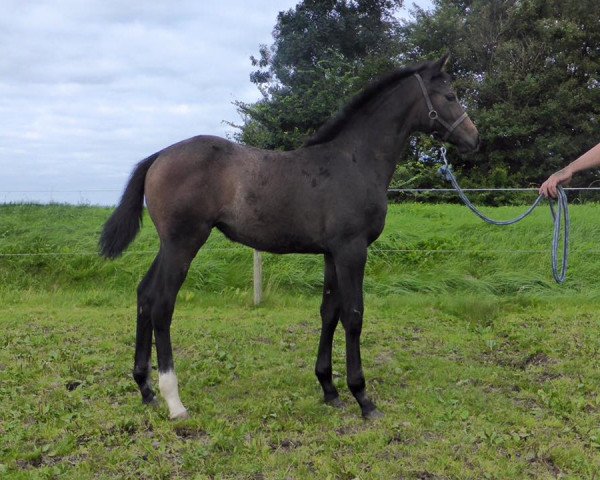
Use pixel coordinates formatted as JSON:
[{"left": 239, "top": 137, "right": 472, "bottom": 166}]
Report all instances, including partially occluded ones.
[{"left": 253, "top": 250, "right": 262, "bottom": 306}]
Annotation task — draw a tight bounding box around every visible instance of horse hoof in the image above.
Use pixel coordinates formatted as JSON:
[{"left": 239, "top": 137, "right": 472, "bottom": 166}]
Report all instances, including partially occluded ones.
[
  {"left": 325, "top": 397, "right": 344, "bottom": 409},
  {"left": 170, "top": 409, "right": 190, "bottom": 421},
  {"left": 143, "top": 396, "right": 159, "bottom": 407},
  {"left": 363, "top": 408, "right": 384, "bottom": 420}
]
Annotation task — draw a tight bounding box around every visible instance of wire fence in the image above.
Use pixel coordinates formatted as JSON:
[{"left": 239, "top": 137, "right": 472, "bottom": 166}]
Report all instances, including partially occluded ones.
[
  {"left": 0, "top": 249, "right": 565, "bottom": 257},
  {"left": 4, "top": 186, "right": 600, "bottom": 204},
  {"left": 4, "top": 187, "right": 600, "bottom": 194},
  {"left": 388, "top": 187, "right": 600, "bottom": 192},
  {"left": 4, "top": 250, "right": 600, "bottom": 258}
]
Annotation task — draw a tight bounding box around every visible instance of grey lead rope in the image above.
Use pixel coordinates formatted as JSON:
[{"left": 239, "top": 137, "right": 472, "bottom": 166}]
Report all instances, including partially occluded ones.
[{"left": 437, "top": 147, "right": 569, "bottom": 284}]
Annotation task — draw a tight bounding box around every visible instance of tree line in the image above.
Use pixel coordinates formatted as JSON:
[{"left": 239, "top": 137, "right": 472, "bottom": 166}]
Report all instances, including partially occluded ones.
[{"left": 230, "top": 0, "right": 600, "bottom": 198}]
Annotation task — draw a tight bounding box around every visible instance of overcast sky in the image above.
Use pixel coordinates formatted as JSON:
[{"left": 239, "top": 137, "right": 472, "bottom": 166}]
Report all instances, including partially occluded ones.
[{"left": 0, "top": 0, "right": 432, "bottom": 205}]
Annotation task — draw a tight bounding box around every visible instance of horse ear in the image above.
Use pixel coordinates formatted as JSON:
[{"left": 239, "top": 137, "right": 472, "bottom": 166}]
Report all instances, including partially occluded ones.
[{"left": 435, "top": 53, "right": 451, "bottom": 72}]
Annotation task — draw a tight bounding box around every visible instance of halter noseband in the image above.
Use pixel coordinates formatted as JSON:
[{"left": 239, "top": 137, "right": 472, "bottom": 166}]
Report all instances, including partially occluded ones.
[{"left": 414, "top": 73, "right": 468, "bottom": 141}]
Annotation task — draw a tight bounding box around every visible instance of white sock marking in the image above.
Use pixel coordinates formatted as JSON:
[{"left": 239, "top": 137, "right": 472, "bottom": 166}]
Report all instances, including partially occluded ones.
[{"left": 158, "top": 370, "right": 187, "bottom": 418}]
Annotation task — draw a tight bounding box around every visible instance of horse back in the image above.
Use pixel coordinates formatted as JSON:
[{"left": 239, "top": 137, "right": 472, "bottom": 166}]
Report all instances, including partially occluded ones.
[{"left": 144, "top": 135, "right": 387, "bottom": 252}]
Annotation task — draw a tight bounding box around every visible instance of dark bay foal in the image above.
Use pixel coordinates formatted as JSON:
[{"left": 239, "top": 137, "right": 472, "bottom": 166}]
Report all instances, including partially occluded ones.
[{"left": 100, "top": 55, "right": 479, "bottom": 419}]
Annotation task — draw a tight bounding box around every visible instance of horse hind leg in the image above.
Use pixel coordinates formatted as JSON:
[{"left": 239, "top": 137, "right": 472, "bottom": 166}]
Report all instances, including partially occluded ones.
[
  {"left": 133, "top": 254, "right": 161, "bottom": 406},
  {"left": 138, "top": 226, "right": 210, "bottom": 419},
  {"left": 155, "top": 234, "right": 210, "bottom": 419}
]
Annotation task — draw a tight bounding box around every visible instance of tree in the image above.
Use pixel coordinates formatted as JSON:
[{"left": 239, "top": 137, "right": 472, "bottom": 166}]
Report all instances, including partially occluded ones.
[
  {"left": 234, "top": 0, "right": 600, "bottom": 199},
  {"left": 232, "top": 0, "right": 404, "bottom": 150},
  {"left": 401, "top": 0, "right": 600, "bottom": 191}
]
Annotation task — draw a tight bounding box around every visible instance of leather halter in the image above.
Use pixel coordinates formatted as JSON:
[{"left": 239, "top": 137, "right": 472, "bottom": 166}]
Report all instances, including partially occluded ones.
[{"left": 414, "top": 73, "right": 468, "bottom": 141}]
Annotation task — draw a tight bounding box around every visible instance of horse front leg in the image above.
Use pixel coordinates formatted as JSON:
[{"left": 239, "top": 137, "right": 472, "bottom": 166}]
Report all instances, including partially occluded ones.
[
  {"left": 133, "top": 254, "right": 160, "bottom": 405},
  {"left": 315, "top": 253, "right": 342, "bottom": 407},
  {"left": 333, "top": 243, "right": 381, "bottom": 419}
]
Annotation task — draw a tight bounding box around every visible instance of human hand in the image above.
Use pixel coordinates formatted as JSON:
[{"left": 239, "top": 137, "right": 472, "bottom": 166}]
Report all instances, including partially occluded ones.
[{"left": 539, "top": 167, "right": 573, "bottom": 198}]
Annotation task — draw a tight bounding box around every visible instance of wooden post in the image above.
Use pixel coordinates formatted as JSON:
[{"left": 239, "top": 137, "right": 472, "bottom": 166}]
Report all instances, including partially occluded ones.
[{"left": 253, "top": 250, "right": 262, "bottom": 306}]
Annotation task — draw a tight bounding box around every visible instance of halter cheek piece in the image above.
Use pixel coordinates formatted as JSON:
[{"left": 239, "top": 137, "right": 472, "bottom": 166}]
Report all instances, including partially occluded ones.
[{"left": 414, "top": 73, "right": 468, "bottom": 141}]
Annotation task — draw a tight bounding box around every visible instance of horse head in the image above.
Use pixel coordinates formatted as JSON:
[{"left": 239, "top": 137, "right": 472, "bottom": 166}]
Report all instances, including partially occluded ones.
[{"left": 414, "top": 54, "right": 480, "bottom": 153}]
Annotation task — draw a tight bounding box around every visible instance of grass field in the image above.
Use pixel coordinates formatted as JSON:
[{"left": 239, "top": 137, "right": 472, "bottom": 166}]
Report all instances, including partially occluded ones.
[{"left": 1, "top": 203, "right": 600, "bottom": 479}]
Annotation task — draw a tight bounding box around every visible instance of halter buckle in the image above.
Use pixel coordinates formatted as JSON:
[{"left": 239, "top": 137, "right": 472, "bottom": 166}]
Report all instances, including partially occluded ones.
[
  {"left": 440, "top": 146, "right": 448, "bottom": 166},
  {"left": 414, "top": 73, "right": 468, "bottom": 140}
]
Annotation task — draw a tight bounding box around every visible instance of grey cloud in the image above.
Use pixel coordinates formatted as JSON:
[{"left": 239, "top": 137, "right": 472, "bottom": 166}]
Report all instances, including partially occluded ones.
[
  {"left": 0, "top": 0, "right": 298, "bottom": 204},
  {"left": 0, "top": 0, "right": 430, "bottom": 205}
]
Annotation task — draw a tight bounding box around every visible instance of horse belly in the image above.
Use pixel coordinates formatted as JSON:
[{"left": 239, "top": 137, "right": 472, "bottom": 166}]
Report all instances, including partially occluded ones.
[{"left": 216, "top": 203, "right": 325, "bottom": 254}]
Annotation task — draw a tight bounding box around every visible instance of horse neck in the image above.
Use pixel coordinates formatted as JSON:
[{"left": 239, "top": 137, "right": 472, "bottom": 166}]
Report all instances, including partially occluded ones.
[{"left": 330, "top": 80, "right": 421, "bottom": 187}]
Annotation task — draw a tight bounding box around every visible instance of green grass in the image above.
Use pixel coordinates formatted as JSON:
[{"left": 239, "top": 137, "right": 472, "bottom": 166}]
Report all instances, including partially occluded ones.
[
  {"left": 2, "top": 201, "right": 600, "bottom": 296},
  {"left": 1, "top": 203, "right": 600, "bottom": 478}
]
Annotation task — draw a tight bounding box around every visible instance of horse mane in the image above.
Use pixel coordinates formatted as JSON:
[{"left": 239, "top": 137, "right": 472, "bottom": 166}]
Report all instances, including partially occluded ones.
[{"left": 303, "top": 61, "right": 433, "bottom": 148}]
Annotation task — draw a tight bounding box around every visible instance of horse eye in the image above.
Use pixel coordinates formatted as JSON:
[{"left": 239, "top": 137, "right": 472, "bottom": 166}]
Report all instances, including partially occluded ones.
[{"left": 445, "top": 94, "right": 457, "bottom": 101}]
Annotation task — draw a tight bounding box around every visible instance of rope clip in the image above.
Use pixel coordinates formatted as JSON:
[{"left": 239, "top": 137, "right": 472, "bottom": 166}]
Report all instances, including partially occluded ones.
[{"left": 437, "top": 146, "right": 453, "bottom": 180}]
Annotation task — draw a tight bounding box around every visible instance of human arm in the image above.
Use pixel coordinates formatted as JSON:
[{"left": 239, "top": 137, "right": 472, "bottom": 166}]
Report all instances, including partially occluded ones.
[{"left": 539, "top": 143, "right": 600, "bottom": 198}]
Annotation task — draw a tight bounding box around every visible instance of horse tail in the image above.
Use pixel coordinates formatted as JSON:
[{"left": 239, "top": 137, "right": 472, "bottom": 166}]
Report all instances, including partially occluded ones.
[{"left": 99, "top": 152, "right": 160, "bottom": 259}]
